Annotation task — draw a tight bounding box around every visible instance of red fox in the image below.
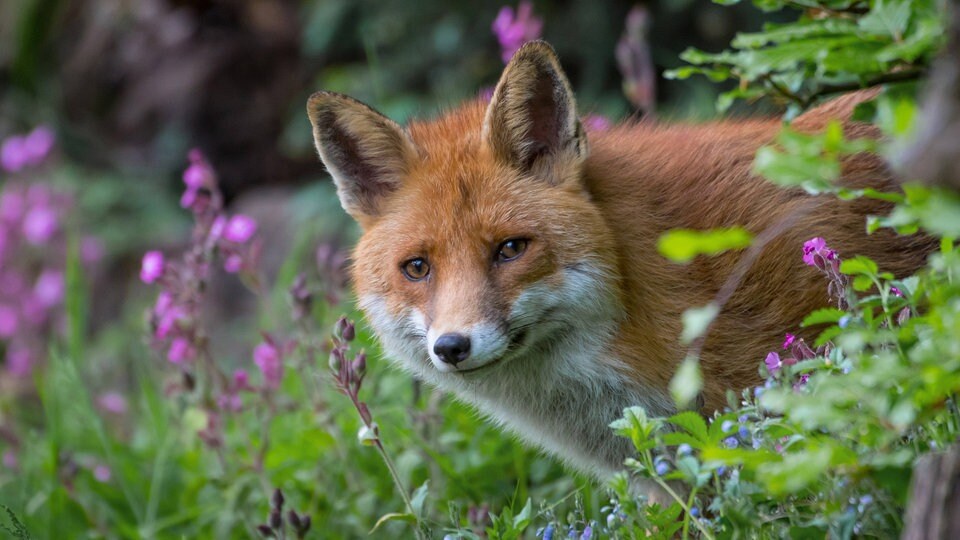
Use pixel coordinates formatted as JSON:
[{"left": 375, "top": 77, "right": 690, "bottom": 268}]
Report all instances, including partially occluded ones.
[{"left": 307, "top": 41, "right": 933, "bottom": 478}]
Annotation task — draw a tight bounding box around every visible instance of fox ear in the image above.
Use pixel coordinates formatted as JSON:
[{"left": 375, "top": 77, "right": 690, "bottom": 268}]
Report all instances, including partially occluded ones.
[
  {"left": 307, "top": 92, "right": 417, "bottom": 223},
  {"left": 483, "top": 41, "right": 586, "bottom": 177}
]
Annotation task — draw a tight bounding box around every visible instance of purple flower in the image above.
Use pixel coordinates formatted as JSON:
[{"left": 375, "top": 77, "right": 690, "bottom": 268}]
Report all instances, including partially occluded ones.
[
  {"left": 34, "top": 270, "right": 64, "bottom": 307},
  {"left": 140, "top": 251, "right": 165, "bottom": 283},
  {"left": 22, "top": 206, "right": 58, "bottom": 244},
  {"left": 223, "top": 215, "right": 257, "bottom": 244},
  {"left": 689, "top": 507, "right": 700, "bottom": 518},
  {"left": 0, "top": 191, "right": 24, "bottom": 223},
  {"left": 890, "top": 286, "right": 903, "bottom": 297},
  {"left": 2, "top": 450, "right": 17, "bottom": 470},
  {"left": 583, "top": 114, "right": 612, "bottom": 132},
  {"left": 167, "top": 337, "right": 195, "bottom": 364},
  {"left": 0, "top": 136, "right": 28, "bottom": 172},
  {"left": 677, "top": 443, "right": 692, "bottom": 456},
  {"left": 654, "top": 460, "right": 670, "bottom": 476},
  {"left": 223, "top": 254, "right": 243, "bottom": 273},
  {"left": 97, "top": 391, "right": 128, "bottom": 415},
  {"left": 6, "top": 346, "right": 33, "bottom": 376},
  {"left": 23, "top": 126, "right": 55, "bottom": 165},
  {"left": 580, "top": 525, "right": 592, "bottom": 540},
  {"left": 254, "top": 341, "right": 283, "bottom": 390},
  {"left": 616, "top": 6, "right": 656, "bottom": 113},
  {"left": 491, "top": 1, "right": 543, "bottom": 63},
  {"left": 182, "top": 162, "right": 210, "bottom": 189},
  {"left": 782, "top": 333, "right": 795, "bottom": 350},
  {"left": 0, "top": 305, "right": 18, "bottom": 338},
  {"left": 723, "top": 436, "right": 739, "bottom": 448},
  {"left": 802, "top": 237, "right": 837, "bottom": 269},
  {"left": 765, "top": 351, "right": 782, "bottom": 374},
  {"left": 81, "top": 236, "right": 105, "bottom": 264},
  {"left": 233, "top": 369, "right": 252, "bottom": 391},
  {"left": 93, "top": 464, "right": 112, "bottom": 483}
]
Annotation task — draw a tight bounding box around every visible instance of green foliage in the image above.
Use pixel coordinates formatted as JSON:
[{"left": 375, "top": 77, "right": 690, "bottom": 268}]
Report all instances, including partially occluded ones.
[
  {"left": 657, "top": 227, "right": 754, "bottom": 264},
  {"left": 666, "top": 0, "right": 946, "bottom": 114}
]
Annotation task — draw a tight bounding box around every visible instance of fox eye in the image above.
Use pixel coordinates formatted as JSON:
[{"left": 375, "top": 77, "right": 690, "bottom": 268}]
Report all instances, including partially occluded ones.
[
  {"left": 401, "top": 258, "right": 430, "bottom": 281},
  {"left": 496, "top": 239, "right": 528, "bottom": 262}
]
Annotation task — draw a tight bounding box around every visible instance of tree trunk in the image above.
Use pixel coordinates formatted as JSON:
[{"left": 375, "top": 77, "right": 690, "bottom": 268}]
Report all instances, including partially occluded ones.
[{"left": 901, "top": 446, "right": 960, "bottom": 540}]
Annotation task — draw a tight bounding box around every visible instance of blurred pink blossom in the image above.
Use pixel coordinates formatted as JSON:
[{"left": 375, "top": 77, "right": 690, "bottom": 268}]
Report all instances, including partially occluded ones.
[
  {"left": 616, "top": 6, "right": 657, "bottom": 114},
  {"left": 167, "top": 337, "right": 195, "bottom": 364},
  {"left": 34, "top": 270, "right": 64, "bottom": 307},
  {"left": 583, "top": 114, "right": 612, "bottom": 132},
  {"left": 140, "top": 251, "right": 165, "bottom": 283},
  {"left": 93, "top": 464, "right": 112, "bottom": 483},
  {"left": 0, "top": 305, "right": 17, "bottom": 338},
  {"left": 0, "top": 191, "right": 24, "bottom": 223},
  {"left": 2, "top": 449, "right": 17, "bottom": 470},
  {"left": 253, "top": 341, "right": 283, "bottom": 390},
  {"left": 23, "top": 126, "right": 55, "bottom": 165},
  {"left": 491, "top": 1, "right": 543, "bottom": 63},
  {"left": 22, "top": 206, "right": 58, "bottom": 244},
  {"left": 223, "top": 215, "right": 257, "bottom": 244},
  {"left": 97, "top": 391, "right": 128, "bottom": 415},
  {"left": 0, "top": 136, "right": 28, "bottom": 172},
  {"left": 6, "top": 346, "right": 33, "bottom": 376}
]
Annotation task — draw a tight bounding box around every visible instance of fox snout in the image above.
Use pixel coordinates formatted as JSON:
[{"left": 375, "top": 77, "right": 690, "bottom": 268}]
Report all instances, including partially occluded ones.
[{"left": 426, "top": 322, "right": 510, "bottom": 373}]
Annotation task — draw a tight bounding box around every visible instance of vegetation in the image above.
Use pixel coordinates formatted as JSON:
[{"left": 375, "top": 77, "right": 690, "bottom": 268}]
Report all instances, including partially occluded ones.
[{"left": 0, "top": 0, "right": 956, "bottom": 538}]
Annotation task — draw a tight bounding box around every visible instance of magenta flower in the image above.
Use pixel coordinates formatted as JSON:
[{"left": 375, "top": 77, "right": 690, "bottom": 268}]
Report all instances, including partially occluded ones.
[
  {"left": 253, "top": 341, "right": 283, "bottom": 390},
  {"left": 491, "top": 1, "right": 543, "bottom": 63},
  {"left": 23, "top": 126, "right": 55, "bottom": 165},
  {"left": 233, "top": 369, "right": 252, "bottom": 391},
  {"left": 802, "top": 237, "right": 837, "bottom": 269},
  {"left": 0, "top": 136, "right": 28, "bottom": 172},
  {"left": 97, "top": 391, "right": 128, "bottom": 415},
  {"left": 6, "top": 346, "right": 33, "bottom": 376},
  {"left": 223, "top": 215, "right": 257, "bottom": 244},
  {"left": 140, "top": 251, "right": 165, "bottom": 283},
  {"left": 2, "top": 450, "right": 17, "bottom": 470},
  {"left": 34, "top": 270, "right": 64, "bottom": 307},
  {"left": 22, "top": 206, "right": 58, "bottom": 244},
  {"left": 0, "top": 305, "right": 17, "bottom": 338},
  {"left": 93, "top": 464, "right": 112, "bottom": 483},
  {"left": 890, "top": 286, "right": 903, "bottom": 297},
  {"left": 167, "top": 337, "right": 195, "bottom": 364},
  {"left": 0, "top": 191, "right": 24, "bottom": 223},
  {"left": 583, "top": 114, "right": 612, "bottom": 132},
  {"left": 782, "top": 333, "right": 796, "bottom": 350},
  {"left": 223, "top": 254, "right": 243, "bottom": 273},
  {"left": 81, "top": 236, "right": 105, "bottom": 264},
  {"left": 764, "top": 351, "right": 782, "bottom": 374}
]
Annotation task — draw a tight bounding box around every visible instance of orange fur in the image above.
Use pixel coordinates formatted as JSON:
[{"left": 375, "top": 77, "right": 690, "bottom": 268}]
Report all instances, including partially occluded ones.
[{"left": 307, "top": 41, "right": 935, "bottom": 477}]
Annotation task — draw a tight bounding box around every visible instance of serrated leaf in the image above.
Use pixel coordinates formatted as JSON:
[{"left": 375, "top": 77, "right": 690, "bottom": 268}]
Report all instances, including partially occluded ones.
[
  {"left": 853, "top": 274, "right": 875, "bottom": 292},
  {"left": 801, "top": 308, "right": 847, "bottom": 326},
  {"left": 669, "top": 411, "right": 710, "bottom": 443},
  {"left": 840, "top": 256, "right": 879, "bottom": 276},
  {"left": 859, "top": 0, "right": 912, "bottom": 39}
]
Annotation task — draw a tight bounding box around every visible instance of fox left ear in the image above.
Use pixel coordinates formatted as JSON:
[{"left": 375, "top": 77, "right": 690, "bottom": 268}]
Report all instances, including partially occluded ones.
[{"left": 483, "top": 41, "right": 587, "bottom": 178}]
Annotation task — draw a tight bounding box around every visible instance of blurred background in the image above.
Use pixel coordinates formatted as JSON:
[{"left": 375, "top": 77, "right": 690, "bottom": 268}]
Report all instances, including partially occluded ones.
[{"left": 0, "top": 0, "right": 787, "bottom": 200}]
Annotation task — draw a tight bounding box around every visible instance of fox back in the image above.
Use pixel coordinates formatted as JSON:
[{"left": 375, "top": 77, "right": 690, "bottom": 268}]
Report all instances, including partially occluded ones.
[{"left": 307, "top": 41, "right": 933, "bottom": 478}]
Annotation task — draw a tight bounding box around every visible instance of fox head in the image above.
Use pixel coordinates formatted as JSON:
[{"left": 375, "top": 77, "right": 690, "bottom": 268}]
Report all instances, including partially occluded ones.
[{"left": 307, "top": 42, "right": 623, "bottom": 388}]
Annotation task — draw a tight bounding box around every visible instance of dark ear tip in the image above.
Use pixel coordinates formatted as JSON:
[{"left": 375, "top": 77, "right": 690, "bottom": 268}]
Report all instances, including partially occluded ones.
[{"left": 306, "top": 91, "right": 344, "bottom": 113}]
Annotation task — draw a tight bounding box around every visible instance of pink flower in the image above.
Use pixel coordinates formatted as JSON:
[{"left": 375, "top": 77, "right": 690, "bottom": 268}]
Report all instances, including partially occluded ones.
[
  {"left": 140, "top": 251, "right": 165, "bottom": 283},
  {"left": 253, "top": 341, "right": 283, "bottom": 390},
  {"left": 182, "top": 163, "right": 210, "bottom": 189},
  {"left": 153, "top": 293, "right": 186, "bottom": 340},
  {"left": 802, "top": 237, "right": 837, "bottom": 269},
  {"left": 81, "top": 236, "right": 105, "bottom": 264},
  {"left": 2, "top": 450, "right": 17, "bottom": 470},
  {"left": 23, "top": 126, "right": 55, "bottom": 165},
  {"left": 233, "top": 369, "right": 252, "bottom": 391},
  {"left": 0, "top": 136, "right": 28, "bottom": 172},
  {"left": 782, "top": 333, "right": 796, "bottom": 350},
  {"left": 22, "top": 206, "right": 58, "bottom": 244},
  {"left": 890, "top": 286, "right": 903, "bottom": 297},
  {"left": 93, "top": 464, "right": 112, "bottom": 483},
  {"left": 6, "top": 346, "right": 33, "bottom": 376},
  {"left": 0, "top": 191, "right": 24, "bottom": 223},
  {"left": 223, "top": 215, "right": 257, "bottom": 243},
  {"left": 583, "top": 114, "right": 612, "bottom": 132},
  {"left": 223, "top": 254, "right": 243, "bottom": 273},
  {"left": 167, "top": 337, "right": 195, "bottom": 364},
  {"left": 764, "top": 351, "right": 781, "bottom": 374},
  {"left": 217, "top": 393, "right": 243, "bottom": 412},
  {"left": 0, "top": 305, "right": 18, "bottom": 338},
  {"left": 97, "top": 391, "right": 128, "bottom": 415},
  {"left": 34, "top": 270, "right": 64, "bottom": 307},
  {"left": 491, "top": 1, "right": 543, "bottom": 63}
]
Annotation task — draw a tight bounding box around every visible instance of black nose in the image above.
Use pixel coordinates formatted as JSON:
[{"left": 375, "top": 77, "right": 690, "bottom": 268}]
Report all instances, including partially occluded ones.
[{"left": 433, "top": 333, "right": 471, "bottom": 365}]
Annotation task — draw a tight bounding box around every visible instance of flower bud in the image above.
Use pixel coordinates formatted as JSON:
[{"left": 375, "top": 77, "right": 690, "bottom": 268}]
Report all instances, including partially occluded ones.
[
  {"left": 288, "top": 510, "right": 302, "bottom": 529},
  {"left": 328, "top": 347, "right": 343, "bottom": 373},
  {"left": 335, "top": 316, "right": 349, "bottom": 339},
  {"left": 256, "top": 524, "right": 275, "bottom": 538},
  {"left": 271, "top": 488, "right": 285, "bottom": 510},
  {"left": 342, "top": 321, "right": 356, "bottom": 342},
  {"left": 352, "top": 352, "right": 367, "bottom": 378},
  {"left": 269, "top": 509, "right": 282, "bottom": 529}
]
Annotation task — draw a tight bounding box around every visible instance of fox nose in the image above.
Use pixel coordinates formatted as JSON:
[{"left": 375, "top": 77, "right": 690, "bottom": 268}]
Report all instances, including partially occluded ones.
[{"left": 433, "top": 333, "right": 471, "bottom": 365}]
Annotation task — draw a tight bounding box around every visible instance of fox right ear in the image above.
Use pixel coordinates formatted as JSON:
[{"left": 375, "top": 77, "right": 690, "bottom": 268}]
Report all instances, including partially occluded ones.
[{"left": 307, "top": 92, "right": 416, "bottom": 224}]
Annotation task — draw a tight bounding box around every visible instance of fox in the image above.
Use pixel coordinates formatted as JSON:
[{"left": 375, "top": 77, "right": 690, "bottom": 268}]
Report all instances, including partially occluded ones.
[{"left": 306, "top": 41, "right": 934, "bottom": 480}]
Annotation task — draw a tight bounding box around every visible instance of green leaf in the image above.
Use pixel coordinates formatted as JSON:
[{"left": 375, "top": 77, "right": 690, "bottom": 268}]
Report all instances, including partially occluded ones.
[
  {"left": 410, "top": 481, "right": 429, "bottom": 518},
  {"left": 840, "top": 256, "right": 879, "bottom": 276},
  {"left": 670, "top": 357, "right": 703, "bottom": 409},
  {"left": 681, "top": 304, "right": 720, "bottom": 344},
  {"left": 370, "top": 512, "right": 416, "bottom": 534},
  {"left": 801, "top": 308, "right": 847, "bottom": 326},
  {"left": 658, "top": 227, "right": 754, "bottom": 263},
  {"left": 668, "top": 411, "right": 709, "bottom": 443},
  {"left": 853, "top": 274, "right": 875, "bottom": 292},
  {"left": 512, "top": 499, "right": 532, "bottom": 530},
  {"left": 859, "top": 0, "right": 912, "bottom": 39}
]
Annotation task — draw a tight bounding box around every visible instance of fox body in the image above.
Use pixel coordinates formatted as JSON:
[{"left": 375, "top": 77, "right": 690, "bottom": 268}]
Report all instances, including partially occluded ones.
[{"left": 307, "top": 42, "right": 933, "bottom": 478}]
